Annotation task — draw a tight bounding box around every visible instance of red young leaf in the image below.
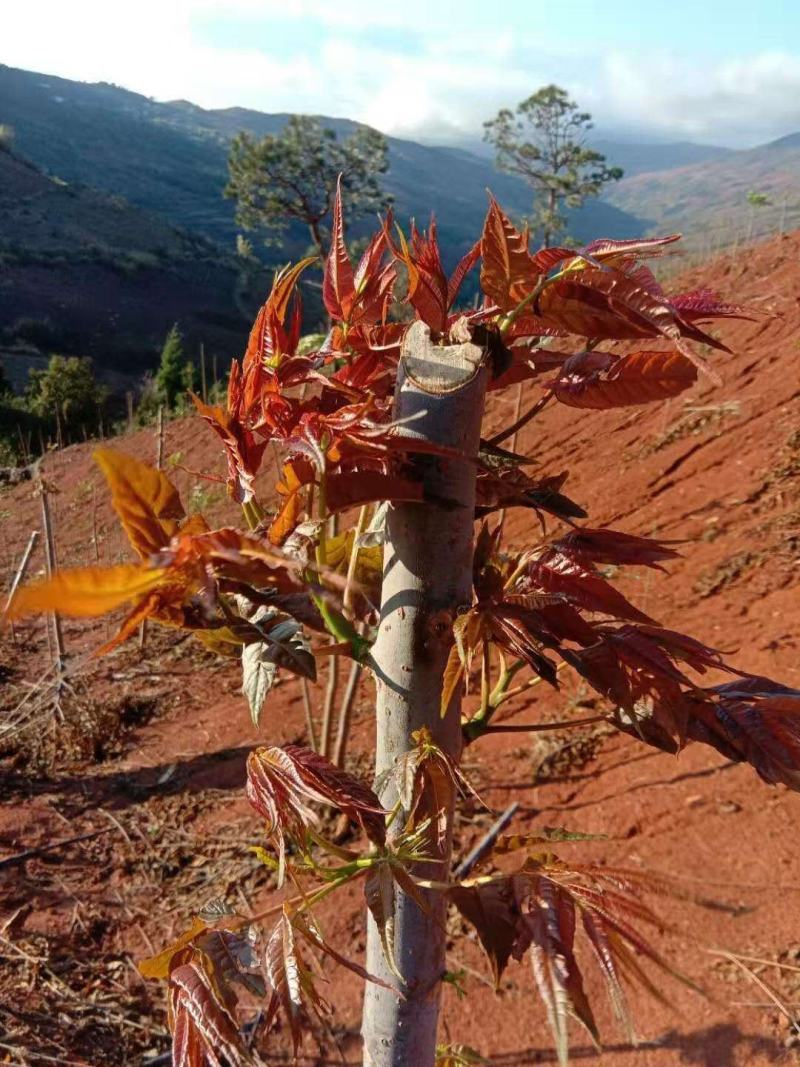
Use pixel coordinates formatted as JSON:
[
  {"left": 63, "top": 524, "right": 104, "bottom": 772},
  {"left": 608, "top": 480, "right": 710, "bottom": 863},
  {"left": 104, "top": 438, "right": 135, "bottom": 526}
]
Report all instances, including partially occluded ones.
[
  {"left": 247, "top": 745, "right": 386, "bottom": 880},
  {"left": 688, "top": 678, "right": 800, "bottom": 789},
  {"left": 555, "top": 528, "right": 681, "bottom": 571},
  {"left": 449, "top": 878, "right": 519, "bottom": 986},
  {"left": 669, "top": 288, "right": 751, "bottom": 322},
  {"left": 264, "top": 913, "right": 321, "bottom": 1055},
  {"left": 551, "top": 350, "right": 698, "bottom": 409},
  {"left": 524, "top": 548, "right": 656, "bottom": 624},
  {"left": 169, "top": 956, "right": 253, "bottom": 1067},
  {"left": 447, "top": 239, "right": 482, "bottom": 309},
  {"left": 393, "top": 219, "right": 450, "bottom": 334},
  {"left": 323, "top": 176, "right": 356, "bottom": 321},
  {"left": 581, "top": 234, "right": 682, "bottom": 260},
  {"left": 536, "top": 267, "right": 728, "bottom": 380},
  {"left": 454, "top": 853, "right": 698, "bottom": 1064},
  {"left": 192, "top": 394, "right": 267, "bottom": 504},
  {"left": 168, "top": 944, "right": 253, "bottom": 1067},
  {"left": 480, "top": 196, "right": 540, "bottom": 312},
  {"left": 351, "top": 218, "right": 397, "bottom": 325}
]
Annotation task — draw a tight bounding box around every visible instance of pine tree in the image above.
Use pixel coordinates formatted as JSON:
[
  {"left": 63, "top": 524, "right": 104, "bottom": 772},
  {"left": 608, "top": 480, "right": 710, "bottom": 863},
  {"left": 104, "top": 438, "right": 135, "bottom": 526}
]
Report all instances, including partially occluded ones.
[
  {"left": 155, "top": 324, "right": 186, "bottom": 410},
  {"left": 484, "top": 85, "right": 623, "bottom": 247}
]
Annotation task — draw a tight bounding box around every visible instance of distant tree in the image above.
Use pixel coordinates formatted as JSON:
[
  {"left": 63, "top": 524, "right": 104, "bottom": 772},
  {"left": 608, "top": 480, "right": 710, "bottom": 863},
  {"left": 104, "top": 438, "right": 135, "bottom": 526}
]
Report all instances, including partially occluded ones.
[
  {"left": 745, "top": 189, "right": 772, "bottom": 241},
  {"left": 484, "top": 85, "right": 623, "bottom": 246},
  {"left": 0, "top": 124, "right": 15, "bottom": 154},
  {"left": 181, "top": 358, "right": 198, "bottom": 396},
  {"left": 225, "top": 116, "right": 390, "bottom": 258},
  {"left": 0, "top": 360, "right": 11, "bottom": 397},
  {"left": 26, "top": 355, "right": 106, "bottom": 442},
  {"left": 155, "top": 324, "right": 187, "bottom": 410}
]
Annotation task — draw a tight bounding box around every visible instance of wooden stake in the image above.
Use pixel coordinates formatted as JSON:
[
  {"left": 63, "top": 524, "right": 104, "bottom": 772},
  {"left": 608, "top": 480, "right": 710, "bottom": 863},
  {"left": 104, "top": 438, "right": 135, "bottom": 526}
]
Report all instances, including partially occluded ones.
[
  {"left": 16, "top": 424, "right": 30, "bottom": 466},
  {"left": 332, "top": 659, "right": 361, "bottom": 768},
  {"left": 5, "top": 530, "right": 39, "bottom": 645},
  {"left": 200, "top": 343, "right": 208, "bottom": 403},
  {"left": 155, "top": 405, "right": 164, "bottom": 469},
  {"left": 40, "top": 483, "right": 65, "bottom": 676},
  {"left": 54, "top": 403, "right": 63, "bottom": 449},
  {"left": 139, "top": 407, "right": 164, "bottom": 654},
  {"left": 300, "top": 677, "right": 318, "bottom": 753}
]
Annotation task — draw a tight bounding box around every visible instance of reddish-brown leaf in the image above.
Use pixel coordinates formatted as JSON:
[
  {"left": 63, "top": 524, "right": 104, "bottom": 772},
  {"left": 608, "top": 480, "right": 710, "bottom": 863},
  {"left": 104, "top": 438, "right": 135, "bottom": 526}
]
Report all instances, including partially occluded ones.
[
  {"left": 551, "top": 350, "right": 697, "bottom": 409},
  {"left": 688, "top": 678, "right": 800, "bottom": 789},
  {"left": 480, "top": 196, "right": 540, "bottom": 312},
  {"left": 524, "top": 548, "right": 656, "bottom": 624},
  {"left": 246, "top": 745, "right": 386, "bottom": 880},
  {"left": 669, "top": 287, "right": 751, "bottom": 322},
  {"left": 447, "top": 239, "right": 481, "bottom": 309},
  {"left": 192, "top": 395, "right": 267, "bottom": 504},
  {"left": 264, "top": 914, "right": 311, "bottom": 1055},
  {"left": 555, "top": 528, "right": 681, "bottom": 571},
  {"left": 536, "top": 267, "right": 728, "bottom": 379},
  {"left": 168, "top": 948, "right": 252, "bottom": 1067},
  {"left": 94, "top": 448, "right": 184, "bottom": 557},
  {"left": 365, "top": 862, "right": 399, "bottom": 978},
  {"left": 449, "top": 878, "right": 519, "bottom": 986}
]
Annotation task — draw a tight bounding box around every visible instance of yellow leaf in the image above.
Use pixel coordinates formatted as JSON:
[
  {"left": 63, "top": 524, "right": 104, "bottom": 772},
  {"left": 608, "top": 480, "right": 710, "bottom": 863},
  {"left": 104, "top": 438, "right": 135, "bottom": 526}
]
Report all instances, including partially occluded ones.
[
  {"left": 194, "top": 627, "right": 244, "bottom": 657},
  {"left": 94, "top": 448, "right": 184, "bottom": 557},
  {"left": 326, "top": 530, "right": 383, "bottom": 599},
  {"left": 5, "top": 564, "right": 167, "bottom": 620},
  {"left": 268, "top": 490, "right": 301, "bottom": 546},
  {"left": 440, "top": 644, "right": 465, "bottom": 717},
  {"left": 138, "top": 917, "right": 208, "bottom": 979}
]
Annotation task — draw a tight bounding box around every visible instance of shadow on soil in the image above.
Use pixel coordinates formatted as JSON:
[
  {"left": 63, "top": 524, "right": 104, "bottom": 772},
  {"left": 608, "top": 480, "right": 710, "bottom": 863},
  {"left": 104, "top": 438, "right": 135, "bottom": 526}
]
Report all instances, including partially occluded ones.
[
  {"left": 0, "top": 743, "right": 254, "bottom": 809},
  {"left": 484, "top": 1024, "right": 787, "bottom": 1065}
]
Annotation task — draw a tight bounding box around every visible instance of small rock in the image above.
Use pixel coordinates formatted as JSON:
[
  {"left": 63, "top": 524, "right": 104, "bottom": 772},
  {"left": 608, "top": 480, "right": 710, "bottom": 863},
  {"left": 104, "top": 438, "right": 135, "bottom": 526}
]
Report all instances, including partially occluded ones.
[
  {"left": 717, "top": 800, "right": 742, "bottom": 814},
  {"left": 685, "top": 794, "right": 704, "bottom": 809}
]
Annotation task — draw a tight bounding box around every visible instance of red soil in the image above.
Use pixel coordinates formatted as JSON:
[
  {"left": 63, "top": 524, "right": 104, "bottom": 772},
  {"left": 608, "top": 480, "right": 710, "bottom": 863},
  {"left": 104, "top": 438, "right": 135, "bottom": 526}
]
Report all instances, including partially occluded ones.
[{"left": 1, "top": 233, "right": 800, "bottom": 1066}]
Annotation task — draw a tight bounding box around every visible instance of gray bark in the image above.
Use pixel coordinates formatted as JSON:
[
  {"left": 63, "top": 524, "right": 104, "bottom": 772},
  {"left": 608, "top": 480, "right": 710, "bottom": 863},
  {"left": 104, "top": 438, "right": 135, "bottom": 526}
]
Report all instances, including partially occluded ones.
[{"left": 362, "top": 321, "right": 487, "bottom": 1067}]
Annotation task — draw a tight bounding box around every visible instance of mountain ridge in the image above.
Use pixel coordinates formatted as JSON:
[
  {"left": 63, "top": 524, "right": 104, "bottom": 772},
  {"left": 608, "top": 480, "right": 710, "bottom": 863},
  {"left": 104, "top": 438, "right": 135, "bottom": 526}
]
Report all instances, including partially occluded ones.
[{"left": 0, "top": 63, "right": 645, "bottom": 260}]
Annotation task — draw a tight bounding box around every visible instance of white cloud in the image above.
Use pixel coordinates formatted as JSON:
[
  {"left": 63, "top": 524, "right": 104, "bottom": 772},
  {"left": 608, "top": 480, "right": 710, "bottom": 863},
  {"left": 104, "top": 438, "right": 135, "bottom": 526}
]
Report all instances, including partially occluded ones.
[
  {"left": 599, "top": 51, "right": 800, "bottom": 144},
  {"left": 2, "top": 1, "right": 800, "bottom": 147}
]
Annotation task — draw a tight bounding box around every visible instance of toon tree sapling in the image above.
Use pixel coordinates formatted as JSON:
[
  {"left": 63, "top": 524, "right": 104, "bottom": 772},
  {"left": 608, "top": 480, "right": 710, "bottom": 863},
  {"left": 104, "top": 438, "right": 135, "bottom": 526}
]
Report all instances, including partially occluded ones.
[{"left": 8, "top": 186, "right": 800, "bottom": 1067}]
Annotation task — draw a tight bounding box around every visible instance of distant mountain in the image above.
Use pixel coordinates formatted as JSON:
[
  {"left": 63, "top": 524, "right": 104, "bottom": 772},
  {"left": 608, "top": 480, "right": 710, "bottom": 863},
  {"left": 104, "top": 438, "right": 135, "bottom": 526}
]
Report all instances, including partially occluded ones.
[
  {"left": 0, "top": 144, "right": 267, "bottom": 379},
  {"left": 606, "top": 132, "right": 800, "bottom": 241},
  {"left": 449, "top": 135, "right": 733, "bottom": 178},
  {"left": 589, "top": 139, "right": 734, "bottom": 178},
  {"left": 0, "top": 64, "right": 646, "bottom": 267}
]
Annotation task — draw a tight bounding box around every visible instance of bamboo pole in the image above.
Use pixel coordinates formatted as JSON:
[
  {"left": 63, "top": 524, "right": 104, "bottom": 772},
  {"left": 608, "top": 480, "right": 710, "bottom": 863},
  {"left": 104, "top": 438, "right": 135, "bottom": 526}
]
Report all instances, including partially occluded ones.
[
  {"left": 5, "top": 530, "right": 40, "bottom": 645},
  {"left": 362, "top": 321, "right": 488, "bottom": 1067}
]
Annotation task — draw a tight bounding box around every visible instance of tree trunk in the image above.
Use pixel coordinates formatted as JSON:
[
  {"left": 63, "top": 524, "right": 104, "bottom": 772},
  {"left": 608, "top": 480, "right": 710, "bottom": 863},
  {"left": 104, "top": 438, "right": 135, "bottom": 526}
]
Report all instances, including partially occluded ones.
[{"left": 362, "top": 321, "right": 488, "bottom": 1067}]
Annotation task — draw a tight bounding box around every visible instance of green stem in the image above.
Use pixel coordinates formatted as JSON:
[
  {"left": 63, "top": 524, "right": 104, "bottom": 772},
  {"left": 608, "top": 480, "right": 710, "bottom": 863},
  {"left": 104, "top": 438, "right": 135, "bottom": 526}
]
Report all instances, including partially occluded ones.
[{"left": 498, "top": 276, "right": 549, "bottom": 336}]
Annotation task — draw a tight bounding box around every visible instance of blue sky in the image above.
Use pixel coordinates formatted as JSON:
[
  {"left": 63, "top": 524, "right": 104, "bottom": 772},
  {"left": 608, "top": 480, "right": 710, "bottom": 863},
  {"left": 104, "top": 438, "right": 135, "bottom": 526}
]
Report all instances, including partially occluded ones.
[{"left": 4, "top": 0, "right": 800, "bottom": 146}]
